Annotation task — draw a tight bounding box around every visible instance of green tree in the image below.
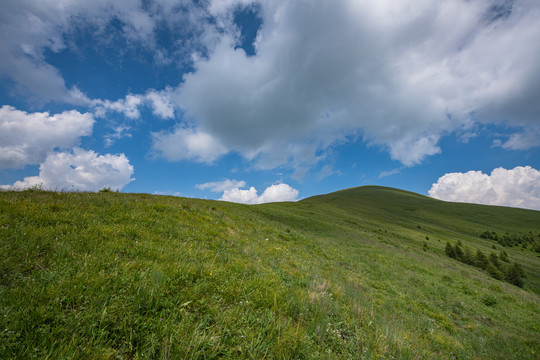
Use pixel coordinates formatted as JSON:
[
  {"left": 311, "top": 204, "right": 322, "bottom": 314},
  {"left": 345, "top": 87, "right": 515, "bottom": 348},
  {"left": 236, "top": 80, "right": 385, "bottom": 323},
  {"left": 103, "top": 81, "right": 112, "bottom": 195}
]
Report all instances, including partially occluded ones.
[
  {"left": 499, "top": 250, "right": 509, "bottom": 262},
  {"left": 475, "top": 249, "right": 488, "bottom": 269},
  {"left": 454, "top": 244, "right": 464, "bottom": 261},
  {"left": 505, "top": 262, "right": 525, "bottom": 287},
  {"left": 489, "top": 252, "right": 502, "bottom": 270},
  {"left": 445, "top": 242, "right": 456, "bottom": 258},
  {"left": 463, "top": 246, "right": 475, "bottom": 265},
  {"left": 486, "top": 261, "right": 504, "bottom": 280}
]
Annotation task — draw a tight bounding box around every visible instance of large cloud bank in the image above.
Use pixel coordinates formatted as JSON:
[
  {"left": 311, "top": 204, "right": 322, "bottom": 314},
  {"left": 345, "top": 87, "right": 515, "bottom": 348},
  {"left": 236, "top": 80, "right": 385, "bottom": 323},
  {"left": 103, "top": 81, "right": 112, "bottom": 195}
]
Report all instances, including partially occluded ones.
[
  {"left": 197, "top": 179, "right": 299, "bottom": 204},
  {"left": 2, "top": 0, "right": 539, "bottom": 171},
  {"left": 158, "top": 0, "right": 540, "bottom": 168},
  {"left": 428, "top": 166, "right": 540, "bottom": 210}
]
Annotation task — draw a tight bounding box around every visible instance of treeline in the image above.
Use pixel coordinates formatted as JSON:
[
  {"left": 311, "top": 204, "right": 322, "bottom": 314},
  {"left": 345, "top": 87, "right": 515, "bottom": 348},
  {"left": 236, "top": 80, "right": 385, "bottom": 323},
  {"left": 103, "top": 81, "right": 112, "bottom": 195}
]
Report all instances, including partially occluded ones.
[
  {"left": 479, "top": 230, "right": 540, "bottom": 252},
  {"left": 445, "top": 241, "right": 526, "bottom": 287}
]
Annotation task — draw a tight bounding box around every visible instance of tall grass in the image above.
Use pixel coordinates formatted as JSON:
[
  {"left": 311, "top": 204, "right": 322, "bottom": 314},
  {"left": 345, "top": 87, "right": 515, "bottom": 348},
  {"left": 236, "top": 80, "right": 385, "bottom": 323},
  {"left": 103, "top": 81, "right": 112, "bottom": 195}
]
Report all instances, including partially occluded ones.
[{"left": 1, "top": 187, "right": 539, "bottom": 359}]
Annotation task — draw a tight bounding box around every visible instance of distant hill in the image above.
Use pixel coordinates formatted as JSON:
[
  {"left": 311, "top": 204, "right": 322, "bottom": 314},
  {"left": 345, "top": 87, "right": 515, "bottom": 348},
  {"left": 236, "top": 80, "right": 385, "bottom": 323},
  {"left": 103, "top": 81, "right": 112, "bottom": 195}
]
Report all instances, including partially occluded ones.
[{"left": 1, "top": 186, "right": 539, "bottom": 359}]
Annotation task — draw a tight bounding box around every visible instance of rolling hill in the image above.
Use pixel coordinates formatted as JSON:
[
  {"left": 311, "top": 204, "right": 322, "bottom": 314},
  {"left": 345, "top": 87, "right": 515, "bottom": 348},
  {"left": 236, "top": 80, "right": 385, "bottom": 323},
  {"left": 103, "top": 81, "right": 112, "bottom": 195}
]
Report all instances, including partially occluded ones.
[{"left": 1, "top": 186, "right": 539, "bottom": 359}]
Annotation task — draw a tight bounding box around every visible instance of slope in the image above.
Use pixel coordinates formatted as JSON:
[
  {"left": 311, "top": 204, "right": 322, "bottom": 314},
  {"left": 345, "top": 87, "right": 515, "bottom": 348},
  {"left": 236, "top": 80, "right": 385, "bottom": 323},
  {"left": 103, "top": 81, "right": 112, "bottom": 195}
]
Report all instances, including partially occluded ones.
[{"left": 0, "top": 187, "right": 539, "bottom": 359}]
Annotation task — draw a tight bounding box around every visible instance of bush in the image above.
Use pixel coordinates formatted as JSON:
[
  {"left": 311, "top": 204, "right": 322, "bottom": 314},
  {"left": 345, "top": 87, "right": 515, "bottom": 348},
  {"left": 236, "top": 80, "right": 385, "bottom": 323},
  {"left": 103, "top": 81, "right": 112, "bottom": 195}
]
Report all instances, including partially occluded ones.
[{"left": 482, "top": 295, "right": 498, "bottom": 307}]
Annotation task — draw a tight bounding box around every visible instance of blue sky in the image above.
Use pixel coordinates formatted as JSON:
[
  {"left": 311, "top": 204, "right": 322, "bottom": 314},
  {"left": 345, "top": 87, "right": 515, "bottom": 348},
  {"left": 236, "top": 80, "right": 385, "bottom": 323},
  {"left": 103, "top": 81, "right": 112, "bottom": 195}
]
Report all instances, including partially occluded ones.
[{"left": 1, "top": 0, "right": 539, "bottom": 209}]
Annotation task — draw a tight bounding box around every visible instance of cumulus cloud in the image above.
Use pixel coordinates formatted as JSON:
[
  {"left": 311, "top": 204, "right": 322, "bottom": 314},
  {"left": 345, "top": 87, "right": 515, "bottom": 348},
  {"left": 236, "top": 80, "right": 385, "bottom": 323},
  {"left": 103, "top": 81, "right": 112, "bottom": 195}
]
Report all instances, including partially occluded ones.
[
  {"left": 0, "top": 105, "right": 94, "bottom": 169},
  {"left": 151, "top": 127, "right": 228, "bottom": 163},
  {"left": 428, "top": 166, "right": 540, "bottom": 210},
  {"left": 161, "top": 0, "right": 540, "bottom": 168},
  {"left": 0, "top": 148, "right": 134, "bottom": 192},
  {"left": 197, "top": 179, "right": 299, "bottom": 204}
]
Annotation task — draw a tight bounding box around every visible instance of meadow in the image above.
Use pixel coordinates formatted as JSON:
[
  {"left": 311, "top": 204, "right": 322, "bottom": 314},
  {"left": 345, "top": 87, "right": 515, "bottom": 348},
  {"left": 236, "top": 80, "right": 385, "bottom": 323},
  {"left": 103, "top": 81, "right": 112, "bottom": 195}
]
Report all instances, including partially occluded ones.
[{"left": 1, "top": 186, "right": 539, "bottom": 359}]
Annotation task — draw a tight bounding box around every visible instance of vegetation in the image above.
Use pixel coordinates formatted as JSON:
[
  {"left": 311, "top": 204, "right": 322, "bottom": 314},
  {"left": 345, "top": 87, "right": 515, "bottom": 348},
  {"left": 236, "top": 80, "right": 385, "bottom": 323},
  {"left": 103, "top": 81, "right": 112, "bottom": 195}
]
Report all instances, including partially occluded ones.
[
  {"left": 480, "top": 230, "right": 540, "bottom": 251},
  {"left": 445, "top": 241, "right": 526, "bottom": 287},
  {"left": 1, "top": 186, "right": 539, "bottom": 359}
]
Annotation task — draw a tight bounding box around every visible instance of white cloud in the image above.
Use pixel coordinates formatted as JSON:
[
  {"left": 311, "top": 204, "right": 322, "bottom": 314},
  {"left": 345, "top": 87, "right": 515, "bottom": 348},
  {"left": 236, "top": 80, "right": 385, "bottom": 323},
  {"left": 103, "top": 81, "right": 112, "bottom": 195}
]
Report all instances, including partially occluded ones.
[
  {"left": 500, "top": 128, "right": 540, "bottom": 150},
  {"left": 146, "top": 89, "right": 175, "bottom": 119},
  {"left": 94, "top": 95, "right": 143, "bottom": 119},
  {"left": 151, "top": 127, "right": 228, "bottom": 163},
  {"left": 0, "top": 148, "right": 134, "bottom": 192},
  {"left": 428, "top": 166, "right": 540, "bottom": 210},
  {"left": 104, "top": 125, "right": 132, "bottom": 148},
  {"left": 221, "top": 183, "right": 299, "bottom": 204},
  {"left": 196, "top": 179, "right": 247, "bottom": 192},
  {"left": 197, "top": 179, "right": 299, "bottom": 204},
  {"left": 92, "top": 89, "right": 175, "bottom": 120},
  {"left": 2, "top": 0, "right": 539, "bottom": 170},
  {"left": 379, "top": 168, "right": 401, "bottom": 179},
  {"left": 162, "top": 0, "right": 540, "bottom": 169},
  {"left": 0, "top": 105, "right": 94, "bottom": 169}
]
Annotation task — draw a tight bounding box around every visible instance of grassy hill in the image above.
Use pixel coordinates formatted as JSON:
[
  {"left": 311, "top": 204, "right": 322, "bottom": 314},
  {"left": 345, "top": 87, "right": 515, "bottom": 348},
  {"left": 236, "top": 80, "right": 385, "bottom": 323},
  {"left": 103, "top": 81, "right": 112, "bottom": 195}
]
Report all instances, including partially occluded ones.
[{"left": 1, "top": 186, "right": 539, "bottom": 359}]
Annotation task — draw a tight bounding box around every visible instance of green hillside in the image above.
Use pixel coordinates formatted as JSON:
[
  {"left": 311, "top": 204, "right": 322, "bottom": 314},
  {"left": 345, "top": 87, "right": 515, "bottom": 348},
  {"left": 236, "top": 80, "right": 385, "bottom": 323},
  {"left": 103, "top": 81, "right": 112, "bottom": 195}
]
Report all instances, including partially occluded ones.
[{"left": 1, "top": 187, "right": 539, "bottom": 359}]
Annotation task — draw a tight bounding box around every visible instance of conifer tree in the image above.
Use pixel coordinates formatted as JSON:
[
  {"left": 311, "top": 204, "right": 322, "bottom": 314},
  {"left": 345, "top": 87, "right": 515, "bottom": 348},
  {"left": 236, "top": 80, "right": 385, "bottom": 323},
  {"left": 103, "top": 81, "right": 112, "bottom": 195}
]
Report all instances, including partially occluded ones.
[
  {"left": 475, "top": 249, "right": 488, "bottom": 269},
  {"left": 454, "top": 243, "right": 464, "bottom": 261},
  {"left": 505, "top": 262, "right": 525, "bottom": 287},
  {"left": 486, "top": 261, "right": 504, "bottom": 280},
  {"left": 445, "top": 242, "right": 456, "bottom": 258},
  {"left": 463, "top": 246, "right": 475, "bottom": 265},
  {"left": 489, "top": 252, "right": 502, "bottom": 270},
  {"left": 499, "top": 250, "right": 509, "bottom": 262}
]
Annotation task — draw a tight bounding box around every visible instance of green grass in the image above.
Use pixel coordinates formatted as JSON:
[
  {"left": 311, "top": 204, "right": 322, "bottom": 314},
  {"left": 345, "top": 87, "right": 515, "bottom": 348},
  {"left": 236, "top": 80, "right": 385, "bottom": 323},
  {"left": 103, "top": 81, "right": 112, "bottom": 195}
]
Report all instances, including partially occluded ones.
[{"left": 1, "top": 186, "right": 539, "bottom": 359}]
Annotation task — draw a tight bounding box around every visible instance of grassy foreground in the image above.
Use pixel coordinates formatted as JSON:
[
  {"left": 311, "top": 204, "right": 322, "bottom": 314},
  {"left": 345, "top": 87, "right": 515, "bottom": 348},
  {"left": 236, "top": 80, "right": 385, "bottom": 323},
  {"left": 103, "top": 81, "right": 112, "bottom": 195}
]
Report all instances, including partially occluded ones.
[{"left": 1, "top": 186, "right": 539, "bottom": 359}]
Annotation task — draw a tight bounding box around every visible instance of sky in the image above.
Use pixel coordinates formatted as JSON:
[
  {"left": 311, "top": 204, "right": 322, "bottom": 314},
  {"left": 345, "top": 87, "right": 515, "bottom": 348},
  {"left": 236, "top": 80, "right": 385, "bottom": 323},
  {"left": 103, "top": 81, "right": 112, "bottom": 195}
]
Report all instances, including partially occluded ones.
[{"left": 1, "top": 0, "right": 539, "bottom": 210}]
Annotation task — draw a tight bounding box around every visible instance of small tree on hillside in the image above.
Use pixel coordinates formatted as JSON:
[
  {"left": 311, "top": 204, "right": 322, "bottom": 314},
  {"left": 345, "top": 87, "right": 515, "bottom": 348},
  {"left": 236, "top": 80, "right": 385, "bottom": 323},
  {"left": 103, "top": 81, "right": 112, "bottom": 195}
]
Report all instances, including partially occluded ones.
[
  {"left": 505, "top": 262, "right": 525, "bottom": 288},
  {"left": 499, "top": 250, "right": 509, "bottom": 262},
  {"left": 463, "top": 246, "right": 475, "bottom": 265},
  {"left": 485, "top": 261, "right": 504, "bottom": 280},
  {"left": 445, "top": 242, "right": 456, "bottom": 258},
  {"left": 454, "top": 244, "right": 464, "bottom": 261},
  {"left": 475, "top": 249, "right": 488, "bottom": 270},
  {"left": 489, "top": 252, "right": 502, "bottom": 270}
]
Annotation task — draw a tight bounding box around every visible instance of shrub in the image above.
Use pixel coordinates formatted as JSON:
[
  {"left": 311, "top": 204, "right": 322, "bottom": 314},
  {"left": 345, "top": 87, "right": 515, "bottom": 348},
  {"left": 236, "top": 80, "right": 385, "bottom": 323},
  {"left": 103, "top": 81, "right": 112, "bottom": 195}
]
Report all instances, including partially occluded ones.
[{"left": 482, "top": 295, "right": 497, "bottom": 307}]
